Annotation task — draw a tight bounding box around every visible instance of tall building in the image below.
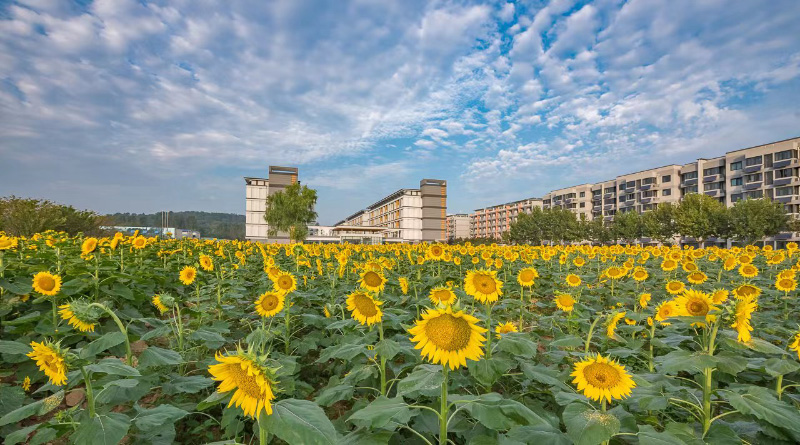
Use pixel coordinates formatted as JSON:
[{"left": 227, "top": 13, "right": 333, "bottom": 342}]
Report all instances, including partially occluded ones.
[
  {"left": 446, "top": 214, "right": 470, "bottom": 240},
  {"left": 466, "top": 136, "right": 800, "bottom": 243},
  {"left": 470, "top": 197, "right": 543, "bottom": 239},
  {"left": 244, "top": 166, "right": 299, "bottom": 243},
  {"left": 336, "top": 179, "right": 447, "bottom": 243}
]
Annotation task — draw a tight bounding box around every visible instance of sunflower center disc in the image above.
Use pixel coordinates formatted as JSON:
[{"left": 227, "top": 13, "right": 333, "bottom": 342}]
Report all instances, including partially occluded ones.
[
  {"left": 353, "top": 293, "right": 378, "bottom": 317},
  {"left": 583, "top": 363, "right": 621, "bottom": 388},
  {"left": 39, "top": 276, "right": 55, "bottom": 291},
  {"left": 432, "top": 290, "right": 451, "bottom": 303},
  {"left": 473, "top": 275, "right": 496, "bottom": 294},
  {"left": 687, "top": 300, "right": 708, "bottom": 316},
  {"left": 519, "top": 270, "right": 534, "bottom": 282},
  {"left": 364, "top": 272, "right": 382, "bottom": 287},
  {"left": 278, "top": 277, "right": 292, "bottom": 289},
  {"left": 225, "top": 363, "right": 263, "bottom": 399},
  {"left": 424, "top": 314, "right": 471, "bottom": 351},
  {"left": 261, "top": 295, "right": 278, "bottom": 311}
]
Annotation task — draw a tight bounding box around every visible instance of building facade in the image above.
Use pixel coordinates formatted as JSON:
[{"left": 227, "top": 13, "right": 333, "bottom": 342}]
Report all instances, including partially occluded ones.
[
  {"left": 336, "top": 179, "right": 447, "bottom": 243},
  {"left": 244, "top": 166, "right": 298, "bottom": 243},
  {"left": 470, "top": 197, "right": 543, "bottom": 239},
  {"left": 446, "top": 214, "right": 471, "bottom": 240},
  {"left": 467, "top": 137, "right": 800, "bottom": 242}
]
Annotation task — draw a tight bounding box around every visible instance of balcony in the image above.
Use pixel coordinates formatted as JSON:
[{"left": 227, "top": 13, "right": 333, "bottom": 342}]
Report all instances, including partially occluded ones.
[
  {"left": 744, "top": 182, "right": 762, "bottom": 190},
  {"left": 592, "top": 205, "right": 601, "bottom": 212},
  {"left": 703, "top": 174, "right": 723, "bottom": 183},
  {"left": 640, "top": 184, "right": 651, "bottom": 191},
  {"left": 743, "top": 164, "right": 762, "bottom": 174},
  {"left": 565, "top": 198, "right": 574, "bottom": 204},
  {"left": 640, "top": 197, "right": 652, "bottom": 204},
  {"left": 603, "top": 193, "right": 614, "bottom": 199},
  {"left": 604, "top": 215, "right": 613, "bottom": 221},
  {"left": 704, "top": 189, "right": 723, "bottom": 197},
  {"left": 775, "top": 196, "right": 792, "bottom": 204},
  {"left": 682, "top": 178, "right": 698, "bottom": 186},
  {"left": 604, "top": 204, "right": 615, "bottom": 210},
  {"left": 772, "top": 159, "right": 795, "bottom": 169}
]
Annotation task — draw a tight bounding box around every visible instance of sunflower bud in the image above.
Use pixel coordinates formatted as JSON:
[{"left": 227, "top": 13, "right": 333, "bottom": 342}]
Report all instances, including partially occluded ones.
[{"left": 59, "top": 299, "right": 100, "bottom": 333}]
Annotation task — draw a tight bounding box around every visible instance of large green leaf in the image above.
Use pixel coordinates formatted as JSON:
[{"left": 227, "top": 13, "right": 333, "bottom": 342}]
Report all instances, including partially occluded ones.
[
  {"left": 348, "top": 396, "right": 417, "bottom": 430},
  {"left": 506, "top": 425, "right": 571, "bottom": 444},
  {"left": 0, "top": 385, "right": 26, "bottom": 417},
  {"left": 314, "top": 384, "right": 354, "bottom": 407},
  {"left": 764, "top": 358, "right": 800, "bottom": 377},
  {"left": 261, "top": 398, "right": 340, "bottom": 445},
  {"left": 563, "top": 402, "right": 620, "bottom": 445},
  {"left": 0, "top": 398, "right": 44, "bottom": 426},
  {"left": 0, "top": 340, "right": 31, "bottom": 355},
  {"left": 397, "top": 365, "right": 443, "bottom": 397},
  {"left": 726, "top": 386, "right": 800, "bottom": 433},
  {"left": 134, "top": 404, "right": 189, "bottom": 430},
  {"left": 316, "top": 343, "right": 366, "bottom": 362},
  {"left": 636, "top": 425, "right": 703, "bottom": 445},
  {"left": 71, "top": 412, "right": 131, "bottom": 445},
  {"left": 468, "top": 358, "right": 513, "bottom": 387},
  {"left": 496, "top": 333, "right": 538, "bottom": 358},
  {"left": 458, "top": 393, "right": 552, "bottom": 431},
  {"left": 85, "top": 359, "right": 140, "bottom": 377},
  {"left": 79, "top": 332, "right": 126, "bottom": 359},
  {"left": 4, "top": 423, "right": 39, "bottom": 445},
  {"left": 138, "top": 347, "right": 183, "bottom": 368},
  {"left": 162, "top": 375, "right": 213, "bottom": 395}
]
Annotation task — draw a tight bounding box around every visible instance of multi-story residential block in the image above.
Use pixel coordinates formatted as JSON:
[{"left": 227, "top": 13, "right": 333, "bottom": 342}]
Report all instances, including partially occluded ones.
[
  {"left": 244, "top": 166, "right": 298, "bottom": 243},
  {"left": 466, "top": 136, "right": 800, "bottom": 244},
  {"left": 470, "top": 197, "right": 543, "bottom": 239},
  {"left": 446, "top": 214, "right": 470, "bottom": 240},
  {"left": 335, "top": 179, "right": 447, "bottom": 243}
]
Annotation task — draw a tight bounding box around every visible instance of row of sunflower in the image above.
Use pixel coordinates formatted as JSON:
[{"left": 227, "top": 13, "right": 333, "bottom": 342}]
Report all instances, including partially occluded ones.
[{"left": 0, "top": 231, "right": 799, "bottom": 444}]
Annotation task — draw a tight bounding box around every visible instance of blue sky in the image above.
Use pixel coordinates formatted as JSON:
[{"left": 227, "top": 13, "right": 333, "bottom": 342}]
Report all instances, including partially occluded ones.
[{"left": 1, "top": 0, "right": 799, "bottom": 225}]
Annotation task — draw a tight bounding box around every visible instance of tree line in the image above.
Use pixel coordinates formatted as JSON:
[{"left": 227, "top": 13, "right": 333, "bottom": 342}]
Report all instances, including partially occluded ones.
[
  {"left": 0, "top": 196, "right": 107, "bottom": 237},
  {"left": 502, "top": 194, "right": 794, "bottom": 246}
]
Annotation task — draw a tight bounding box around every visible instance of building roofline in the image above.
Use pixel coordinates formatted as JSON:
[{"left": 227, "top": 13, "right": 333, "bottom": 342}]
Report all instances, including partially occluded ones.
[
  {"left": 473, "top": 196, "right": 542, "bottom": 212},
  {"left": 366, "top": 188, "right": 418, "bottom": 210},
  {"left": 725, "top": 136, "right": 800, "bottom": 155}
]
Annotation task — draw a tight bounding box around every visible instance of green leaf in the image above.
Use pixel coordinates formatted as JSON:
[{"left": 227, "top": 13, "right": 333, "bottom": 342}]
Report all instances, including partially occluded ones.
[
  {"left": 468, "top": 358, "right": 512, "bottom": 387},
  {"left": 563, "top": 403, "right": 620, "bottom": 445},
  {"left": 348, "top": 396, "right": 416, "bottom": 430},
  {"left": 316, "top": 343, "right": 366, "bottom": 362},
  {"left": 520, "top": 364, "right": 572, "bottom": 391},
  {"left": 315, "top": 384, "right": 354, "bottom": 407},
  {"left": 79, "top": 332, "right": 126, "bottom": 359},
  {"left": 139, "top": 347, "right": 183, "bottom": 368},
  {"left": 85, "top": 359, "right": 141, "bottom": 377},
  {"left": 726, "top": 386, "right": 800, "bottom": 433},
  {"left": 0, "top": 385, "right": 26, "bottom": 417},
  {"left": 163, "top": 376, "right": 213, "bottom": 395},
  {"left": 261, "top": 398, "right": 340, "bottom": 445},
  {"left": 374, "top": 339, "right": 402, "bottom": 360},
  {"left": 712, "top": 352, "right": 748, "bottom": 375},
  {"left": 4, "top": 423, "right": 39, "bottom": 445},
  {"left": 458, "top": 393, "right": 552, "bottom": 431},
  {"left": 6, "top": 311, "right": 40, "bottom": 326},
  {"left": 340, "top": 429, "right": 394, "bottom": 445},
  {"left": 656, "top": 350, "right": 714, "bottom": 374},
  {"left": 71, "top": 412, "right": 131, "bottom": 445},
  {"left": 0, "top": 398, "right": 44, "bottom": 426},
  {"left": 397, "top": 365, "right": 443, "bottom": 397},
  {"left": 189, "top": 329, "right": 226, "bottom": 348},
  {"left": 29, "top": 427, "right": 57, "bottom": 445},
  {"left": 744, "top": 338, "right": 788, "bottom": 355},
  {"left": 764, "top": 358, "right": 800, "bottom": 377},
  {"left": 0, "top": 279, "right": 32, "bottom": 295},
  {"left": 196, "top": 391, "right": 229, "bottom": 411},
  {"left": 549, "top": 335, "right": 583, "bottom": 348},
  {"left": 0, "top": 340, "right": 31, "bottom": 355},
  {"left": 636, "top": 425, "right": 703, "bottom": 445},
  {"left": 496, "top": 333, "right": 538, "bottom": 358},
  {"left": 506, "top": 425, "right": 571, "bottom": 445},
  {"left": 134, "top": 404, "right": 189, "bottom": 430}
]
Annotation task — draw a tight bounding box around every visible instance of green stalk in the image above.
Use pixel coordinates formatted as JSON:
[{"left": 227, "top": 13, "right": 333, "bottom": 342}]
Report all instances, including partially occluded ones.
[
  {"left": 647, "top": 322, "right": 656, "bottom": 373},
  {"left": 258, "top": 412, "right": 269, "bottom": 445},
  {"left": 90, "top": 303, "right": 132, "bottom": 366},
  {"left": 518, "top": 285, "right": 525, "bottom": 330},
  {"left": 701, "top": 321, "right": 720, "bottom": 436},
  {"left": 485, "top": 303, "right": 493, "bottom": 359},
  {"left": 439, "top": 366, "right": 449, "bottom": 445},
  {"left": 379, "top": 322, "right": 387, "bottom": 396},
  {"left": 585, "top": 315, "right": 602, "bottom": 353},
  {"left": 284, "top": 294, "right": 291, "bottom": 355},
  {"left": 776, "top": 374, "right": 783, "bottom": 400},
  {"left": 81, "top": 367, "right": 96, "bottom": 417}
]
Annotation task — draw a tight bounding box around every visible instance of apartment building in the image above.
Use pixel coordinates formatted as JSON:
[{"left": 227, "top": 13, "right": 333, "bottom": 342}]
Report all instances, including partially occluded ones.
[
  {"left": 446, "top": 214, "right": 471, "bottom": 241},
  {"left": 244, "top": 166, "right": 298, "bottom": 243},
  {"left": 468, "top": 136, "right": 800, "bottom": 243},
  {"left": 470, "top": 197, "right": 543, "bottom": 239},
  {"left": 335, "top": 179, "right": 447, "bottom": 243}
]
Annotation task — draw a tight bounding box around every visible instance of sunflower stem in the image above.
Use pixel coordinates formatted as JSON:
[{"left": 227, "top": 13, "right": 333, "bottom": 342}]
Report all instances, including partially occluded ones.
[
  {"left": 379, "top": 321, "right": 387, "bottom": 396},
  {"left": 518, "top": 285, "right": 524, "bottom": 331},
  {"left": 90, "top": 303, "right": 132, "bottom": 366},
  {"left": 439, "top": 366, "right": 449, "bottom": 445},
  {"left": 647, "top": 321, "right": 656, "bottom": 373},
  {"left": 485, "top": 303, "right": 493, "bottom": 359},
  {"left": 585, "top": 315, "right": 602, "bottom": 354},
  {"left": 284, "top": 294, "right": 291, "bottom": 356},
  {"left": 258, "top": 411, "right": 269, "bottom": 445},
  {"left": 776, "top": 374, "right": 783, "bottom": 400},
  {"left": 81, "top": 366, "right": 96, "bottom": 418}
]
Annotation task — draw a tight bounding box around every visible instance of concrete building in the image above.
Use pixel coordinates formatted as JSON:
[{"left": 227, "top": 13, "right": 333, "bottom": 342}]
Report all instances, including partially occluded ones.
[
  {"left": 468, "top": 136, "right": 800, "bottom": 244},
  {"left": 336, "top": 179, "right": 447, "bottom": 243},
  {"left": 244, "top": 166, "right": 299, "bottom": 243},
  {"left": 470, "top": 197, "right": 543, "bottom": 239},
  {"left": 446, "top": 214, "right": 471, "bottom": 241}
]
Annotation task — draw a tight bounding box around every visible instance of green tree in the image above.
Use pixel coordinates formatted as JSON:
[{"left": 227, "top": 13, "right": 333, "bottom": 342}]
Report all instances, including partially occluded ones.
[
  {"left": 264, "top": 183, "right": 318, "bottom": 243},
  {"left": 504, "top": 212, "right": 541, "bottom": 245},
  {"left": 727, "top": 198, "right": 788, "bottom": 245},
  {"left": 674, "top": 193, "right": 727, "bottom": 246},
  {"left": 642, "top": 202, "right": 677, "bottom": 245},
  {"left": 586, "top": 217, "right": 612, "bottom": 245},
  {"left": 0, "top": 196, "right": 105, "bottom": 236},
  {"left": 612, "top": 210, "right": 643, "bottom": 244}
]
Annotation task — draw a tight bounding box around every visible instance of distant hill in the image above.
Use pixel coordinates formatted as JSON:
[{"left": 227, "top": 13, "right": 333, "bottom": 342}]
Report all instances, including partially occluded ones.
[{"left": 107, "top": 211, "right": 245, "bottom": 240}]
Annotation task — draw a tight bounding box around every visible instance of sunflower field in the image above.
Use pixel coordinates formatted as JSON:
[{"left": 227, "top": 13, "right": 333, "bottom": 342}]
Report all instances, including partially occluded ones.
[{"left": 1, "top": 232, "right": 800, "bottom": 445}]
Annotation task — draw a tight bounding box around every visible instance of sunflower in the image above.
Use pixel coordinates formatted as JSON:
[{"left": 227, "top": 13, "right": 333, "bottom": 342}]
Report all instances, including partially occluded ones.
[
  {"left": 179, "top": 266, "right": 197, "bottom": 285},
  {"left": 606, "top": 312, "right": 626, "bottom": 339},
  {"left": 0, "top": 235, "right": 18, "bottom": 250},
  {"left": 631, "top": 268, "right": 648, "bottom": 282},
  {"left": 638, "top": 293, "right": 651, "bottom": 309},
  {"left": 738, "top": 264, "right": 758, "bottom": 279},
  {"left": 775, "top": 277, "right": 797, "bottom": 293},
  {"left": 660, "top": 259, "right": 678, "bottom": 272},
  {"left": 427, "top": 244, "right": 446, "bottom": 261},
  {"left": 208, "top": 351, "right": 276, "bottom": 419},
  {"left": 722, "top": 257, "right": 738, "bottom": 271},
  {"left": 571, "top": 354, "right": 636, "bottom": 403},
  {"left": 655, "top": 301, "right": 678, "bottom": 325},
  {"left": 81, "top": 237, "right": 98, "bottom": 255},
  {"left": 733, "top": 284, "right": 761, "bottom": 301},
  {"left": 778, "top": 269, "right": 796, "bottom": 279},
  {"left": 408, "top": 306, "right": 486, "bottom": 370},
  {"left": 255, "top": 291, "right": 285, "bottom": 318},
  {"left": 272, "top": 271, "right": 297, "bottom": 295},
  {"left": 711, "top": 289, "right": 729, "bottom": 304},
  {"left": 495, "top": 321, "right": 518, "bottom": 339},
  {"left": 605, "top": 266, "right": 625, "bottom": 280},
  {"left": 687, "top": 271, "right": 707, "bottom": 285},
  {"left": 665, "top": 280, "right": 685, "bottom": 295},
  {"left": 131, "top": 235, "right": 147, "bottom": 249},
  {"left": 58, "top": 301, "right": 97, "bottom": 333},
  {"left": 323, "top": 306, "right": 331, "bottom": 318},
  {"left": 32, "top": 271, "right": 62, "bottom": 296},
  {"left": 565, "top": 274, "right": 581, "bottom": 287},
  {"left": 573, "top": 257, "right": 586, "bottom": 267},
  {"left": 22, "top": 376, "right": 30, "bottom": 392},
  {"left": 789, "top": 332, "right": 800, "bottom": 360},
  {"left": 673, "top": 289, "right": 718, "bottom": 322},
  {"left": 346, "top": 291, "right": 383, "bottom": 326},
  {"left": 517, "top": 267, "right": 538, "bottom": 287},
  {"left": 399, "top": 277, "right": 409, "bottom": 295},
  {"left": 429, "top": 287, "right": 457, "bottom": 306},
  {"left": 199, "top": 254, "right": 214, "bottom": 271},
  {"left": 27, "top": 341, "right": 68, "bottom": 386},
  {"left": 464, "top": 269, "right": 503, "bottom": 303},
  {"left": 555, "top": 294, "right": 575, "bottom": 312},
  {"left": 152, "top": 295, "right": 169, "bottom": 313},
  {"left": 359, "top": 270, "right": 386, "bottom": 293},
  {"left": 682, "top": 262, "right": 698, "bottom": 273},
  {"left": 731, "top": 297, "right": 757, "bottom": 343}
]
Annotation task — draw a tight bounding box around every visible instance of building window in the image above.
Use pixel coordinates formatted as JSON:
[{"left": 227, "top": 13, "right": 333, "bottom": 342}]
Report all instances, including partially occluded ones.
[
  {"left": 776, "top": 168, "right": 793, "bottom": 179},
  {"left": 619, "top": 184, "right": 625, "bottom": 191},
  {"left": 703, "top": 167, "right": 724, "bottom": 176},
  {"left": 775, "top": 150, "right": 794, "bottom": 161},
  {"left": 579, "top": 191, "right": 585, "bottom": 198},
  {"left": 684, "top": 185, "right": 698, "bottom": 194},
  {"left": 662, "top": 174, "right": 671, "bottom": 183},
  {"left": 730, "top": 177, "right": 743, "bottom": 186},
  {"left": 662, "top": 189, "right": 672, "bottom": 196},
  {"left": 730, "top": 161, "right": 742, "bottom": 171},
  {"left": 745, "top": 190, "right": 764, "bottom": 199},
  {"left": 745, "top": 173, "right": 762, "bottom": 183},
  {"left": 745, "top": 156, "right": 762, "bottom": 166},
  {"left": 642, "top": 177, "right": 656, "bottom": 185},
  {"left": 705, "top": 182, "right": 723, "bottom": 191},
  {"left": 731, "top": 193, "right": 743, "bottom": 202},
  {"left": 618, "top": 196, "right": 625, "bottom": 203},
  {"left": 579, "top": 202, "right": 585, "bottom": 208},
  {"left": 776, "top": 186, "right": 794, "bottom": 197},
  {"left": 681, "top": 171, "right": 698, "bottom": 181}
]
